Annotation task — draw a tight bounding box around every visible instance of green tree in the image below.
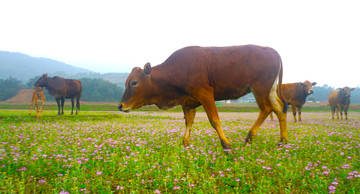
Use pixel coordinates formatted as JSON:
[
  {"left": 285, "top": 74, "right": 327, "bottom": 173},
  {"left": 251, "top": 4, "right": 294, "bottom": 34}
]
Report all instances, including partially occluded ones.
[
  {"left": 25, "top": 76, "right": 40, "bottom": 89},
  {"left": 79, "top": 78, "right": 124, "bottom": 102},
  {"left": 312, "top": 85, "right": 335, "bottom": 102},
  {"left": 0, "top": 77, "right": 24, "bottom": 101}
]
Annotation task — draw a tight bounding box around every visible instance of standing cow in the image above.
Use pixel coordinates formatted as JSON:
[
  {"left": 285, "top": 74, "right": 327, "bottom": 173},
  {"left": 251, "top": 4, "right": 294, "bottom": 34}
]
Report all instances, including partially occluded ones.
[
  {"left": 29, "top": 86, "right": 45, "bottom": 119},
  {"left": 270, "top": 80, "right": 317, "bottom": 122},
  {"left": 328, "top": 87, "right": 355, "bottom": 120},
  {"left": 34, "top": 74, "right": 82, "bottom": 115},
  {"left": 118, "top": 45, "right": 288, "bottom": 152}
]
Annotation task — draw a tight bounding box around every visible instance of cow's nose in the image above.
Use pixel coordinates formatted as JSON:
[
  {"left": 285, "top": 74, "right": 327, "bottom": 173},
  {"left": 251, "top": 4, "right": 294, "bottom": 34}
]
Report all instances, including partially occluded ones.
[{"left": 309, "top": 90, "right": 313, "bottom": 94}]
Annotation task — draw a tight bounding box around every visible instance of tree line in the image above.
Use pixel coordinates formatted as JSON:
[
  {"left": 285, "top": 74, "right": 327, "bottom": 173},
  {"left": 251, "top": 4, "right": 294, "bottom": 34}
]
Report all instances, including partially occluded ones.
[
  {"left": 1, "top": 76, "right": 359, "bottom": 103},
  {"left": 230, "top": 85, "right": 360, "bottom": 104},
  {"left": 0, "top": 76, "right": 124, "bottom": 102}
]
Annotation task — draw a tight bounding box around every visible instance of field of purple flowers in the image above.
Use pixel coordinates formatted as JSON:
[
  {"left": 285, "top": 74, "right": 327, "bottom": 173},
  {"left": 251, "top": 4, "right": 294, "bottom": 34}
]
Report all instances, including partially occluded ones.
[{"left": 0, "top": 110, "right": 359, "bottom": 193}]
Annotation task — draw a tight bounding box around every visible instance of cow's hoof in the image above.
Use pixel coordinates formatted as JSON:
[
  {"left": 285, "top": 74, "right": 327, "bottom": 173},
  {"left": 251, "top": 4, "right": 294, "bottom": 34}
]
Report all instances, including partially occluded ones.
[{"left": 220, "top": 140, "right": 232, "bottom": 154}]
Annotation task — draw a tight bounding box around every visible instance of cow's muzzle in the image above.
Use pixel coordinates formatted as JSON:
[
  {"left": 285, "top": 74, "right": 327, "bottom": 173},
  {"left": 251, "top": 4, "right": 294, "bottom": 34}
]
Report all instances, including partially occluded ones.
[
  {"left": 118, "top": 103, "right": 131, "bottom": 113},
  {"left": 308, "top": 90, "right": 314, "bottom": 95}
]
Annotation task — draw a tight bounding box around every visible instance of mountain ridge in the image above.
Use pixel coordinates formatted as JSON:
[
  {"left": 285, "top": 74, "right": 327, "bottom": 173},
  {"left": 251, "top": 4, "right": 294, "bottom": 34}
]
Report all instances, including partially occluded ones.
[{"left": 0, "top": 50, "right": 93, "bottom": 81}]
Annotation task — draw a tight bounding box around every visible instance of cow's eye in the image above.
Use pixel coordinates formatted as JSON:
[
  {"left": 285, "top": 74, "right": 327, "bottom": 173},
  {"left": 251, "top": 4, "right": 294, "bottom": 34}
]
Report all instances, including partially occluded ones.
[{"left": 131, "top": 81, "right": 138, "bottom": 87}]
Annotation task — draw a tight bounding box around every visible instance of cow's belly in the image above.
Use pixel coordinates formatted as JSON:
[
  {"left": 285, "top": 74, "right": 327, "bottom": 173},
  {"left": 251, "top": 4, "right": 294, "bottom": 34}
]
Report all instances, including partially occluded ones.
[{"left": 214, "top": 86, "right": 251, "bottom": 101}]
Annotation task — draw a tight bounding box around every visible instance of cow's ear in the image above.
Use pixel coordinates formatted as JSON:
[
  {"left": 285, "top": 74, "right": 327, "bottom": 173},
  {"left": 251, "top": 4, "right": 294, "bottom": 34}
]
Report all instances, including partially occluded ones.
[
  {"left": 300, "top": 82, "right": 304, "bottom": 86},
  {"left": 144, "top": 62, "right": 152, "bottom": 75},
  {"left": 351, "top": 88, "right": 355, "bottom": 91},
  {"left": 312, "top": 82, "right": 317, "bottom": 86}
]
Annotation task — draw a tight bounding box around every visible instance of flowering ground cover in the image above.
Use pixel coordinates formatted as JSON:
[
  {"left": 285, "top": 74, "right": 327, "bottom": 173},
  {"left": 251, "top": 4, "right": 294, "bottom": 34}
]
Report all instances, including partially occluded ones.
[{"left": 0, "top": 110, "right": 359, "bottom": 193}]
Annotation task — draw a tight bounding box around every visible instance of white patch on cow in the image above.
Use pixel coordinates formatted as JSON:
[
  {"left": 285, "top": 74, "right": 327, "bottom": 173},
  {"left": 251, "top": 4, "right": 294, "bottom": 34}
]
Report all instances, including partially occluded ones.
[{"left": 269, "top": 69, "right": 283, "bottom": 114}]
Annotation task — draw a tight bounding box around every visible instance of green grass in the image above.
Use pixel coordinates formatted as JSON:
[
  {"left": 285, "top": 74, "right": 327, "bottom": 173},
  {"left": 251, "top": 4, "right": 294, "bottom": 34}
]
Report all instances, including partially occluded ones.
[{"left": 0, "top": 110, "right": 359, "bottom": 193}]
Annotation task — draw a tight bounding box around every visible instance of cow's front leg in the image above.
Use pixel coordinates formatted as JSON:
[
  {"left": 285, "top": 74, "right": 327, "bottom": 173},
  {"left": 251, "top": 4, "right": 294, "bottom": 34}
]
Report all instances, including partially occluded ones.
[
  {"left": 56, "top": 98, "right": 61, "bottom": 116},
  {"left": 291, "top": 104, "right": 297, "bottom": 122},
  {"left": 183, "top": 107, "right": 196, "bottom": 147},
  {"left": 193, "top": 88, "right": 232, "bottom": 152},
  {"left": 35, "top": 104, "right": 39, "bottom": 119},
  {"left": 60, "top": 98, "right": 65, "bottom": 115}
]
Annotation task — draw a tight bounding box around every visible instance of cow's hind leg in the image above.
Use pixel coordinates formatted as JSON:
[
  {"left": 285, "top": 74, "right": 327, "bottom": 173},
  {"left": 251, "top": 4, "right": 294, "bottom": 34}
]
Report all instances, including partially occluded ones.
[
  {"left": 245, "top": 104, "right": 272, "bottom": 143},
  {"left": 270, "top": 90, "right": 288, "bottom": 144},
  {"left": 298, "top": 106, "right": 302, "bottom": 121},
  {"left": 182, "top": 107, "right": 196, "bottom": 147},
  {"left": 245, "top": 90, "right": 274, "bottom": 143},
  {"left": 247, "top": 82, "right": 288, "bottom": 144},
  {"left": 71, "top": 98, "right": 74, "bottom": 115},
  {"left": 76, "top": 95, "right": 80, "bottom": 115}
]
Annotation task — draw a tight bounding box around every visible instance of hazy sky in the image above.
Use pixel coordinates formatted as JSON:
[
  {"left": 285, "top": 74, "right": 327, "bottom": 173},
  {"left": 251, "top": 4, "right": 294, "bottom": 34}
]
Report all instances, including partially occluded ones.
[{"left": 1, "top": 0, "right": 359, "bottom": 87}]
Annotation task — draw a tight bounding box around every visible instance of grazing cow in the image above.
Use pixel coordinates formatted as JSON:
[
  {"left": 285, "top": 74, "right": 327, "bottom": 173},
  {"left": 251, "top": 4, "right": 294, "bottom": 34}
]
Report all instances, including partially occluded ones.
[
  {"left": 328, "top": 87, "right": 355, "bottom": 120},
  {"left": 29, "top": 86, "right": 45, "bottom": 119},
  {"left": 118, "top": 45, "right": 288, "bottom": 152},
  {"left": 34, "top": 74, "right": 82, "bottom": 115},
  {"left": 270, "top": 80, "right": 317, "bottom": 121}
]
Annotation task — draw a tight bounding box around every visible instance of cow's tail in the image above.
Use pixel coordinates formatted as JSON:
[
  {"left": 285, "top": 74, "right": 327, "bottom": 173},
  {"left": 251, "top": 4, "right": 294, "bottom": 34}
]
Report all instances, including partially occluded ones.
[{"left": 277, "top": 55, "right": 288, "bottom": 113}]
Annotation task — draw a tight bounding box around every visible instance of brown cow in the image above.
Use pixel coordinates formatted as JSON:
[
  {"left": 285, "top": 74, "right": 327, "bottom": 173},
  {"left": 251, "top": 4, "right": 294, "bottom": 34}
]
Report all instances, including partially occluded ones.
[
  {"left": 29, "top": 86, "right": 45, "bottom": 119},
  {"left": 328, "top": 87, "right": 355, "bottom": 120},
  {"left": 34, "top": 74, "right": 82, "bottom": 115},
  {"left": 270, "top": 80, "right": 317, "bottom": 121},
  {"left": 118, "top": 45, "right": 288, "bottom": 152}
]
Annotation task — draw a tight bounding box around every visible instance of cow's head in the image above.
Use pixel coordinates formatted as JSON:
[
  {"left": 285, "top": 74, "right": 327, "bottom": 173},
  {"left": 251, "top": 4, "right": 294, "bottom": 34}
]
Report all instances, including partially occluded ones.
[
  {"left": 118, "top": 63, "right": 153, "bottom": 112},
  {"left": 339, "top": 86, "right": 355, "bottom": 98},
  {"left": 32, "top": 86, "right": 44, "bottom": 92},
  {"left": 300, "top": 80, "right": 317, "bottom": 95},
  {"left": 34, "top": 74, "right": 49, "bottom": 88}
]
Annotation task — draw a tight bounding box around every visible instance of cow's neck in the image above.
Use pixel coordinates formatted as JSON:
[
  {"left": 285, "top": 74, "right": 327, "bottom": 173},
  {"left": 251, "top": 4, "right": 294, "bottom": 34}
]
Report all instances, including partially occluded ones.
[
  {"left": 44, "top": 78, "right": 63, "bottom": 97},
  {"left": 149, "top": 65, "right": 187, "bottom": 109}
]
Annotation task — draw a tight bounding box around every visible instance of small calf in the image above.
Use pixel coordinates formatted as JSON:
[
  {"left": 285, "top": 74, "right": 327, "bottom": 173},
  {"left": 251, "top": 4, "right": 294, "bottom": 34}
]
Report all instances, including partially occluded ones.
[{"left": 29, "top": 87, "right": 45, "bottom": 119}]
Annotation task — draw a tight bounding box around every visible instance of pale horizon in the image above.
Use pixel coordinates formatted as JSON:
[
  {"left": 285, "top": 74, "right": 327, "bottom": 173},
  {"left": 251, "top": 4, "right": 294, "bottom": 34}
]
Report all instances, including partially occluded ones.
[{"left": 1, "top": 0, "right": 359, "bottom": 88}]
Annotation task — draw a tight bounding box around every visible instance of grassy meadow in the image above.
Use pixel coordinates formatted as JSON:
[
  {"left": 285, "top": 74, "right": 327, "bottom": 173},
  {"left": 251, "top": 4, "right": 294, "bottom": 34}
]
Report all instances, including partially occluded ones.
[{"left": 0, "top": 108, "right": 359, "bottom": 193}]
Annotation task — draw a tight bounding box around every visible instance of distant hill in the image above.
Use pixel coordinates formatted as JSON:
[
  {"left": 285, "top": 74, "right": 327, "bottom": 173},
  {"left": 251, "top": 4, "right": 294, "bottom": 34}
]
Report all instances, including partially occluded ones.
[{"left": 0, "top": 51, "right": 92, "bottom": 81}]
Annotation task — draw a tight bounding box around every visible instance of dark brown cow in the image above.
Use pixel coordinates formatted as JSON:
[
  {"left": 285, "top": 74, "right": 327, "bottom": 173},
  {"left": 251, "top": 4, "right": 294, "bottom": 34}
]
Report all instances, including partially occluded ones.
[
  {"left": 118, "top": 45, "right": 288, "bottom": 152},
  {"left": 270, "top": 80, "right": 317, "bottom": 122},
  {"left": 34, "top": 74, "right": 82, "bottom": 115},
  {"left": 328, "top": 87, "right": 355, "bottom": 120},
  {"left": 29, "top": 86, "right": 45, "bottom": 119}
]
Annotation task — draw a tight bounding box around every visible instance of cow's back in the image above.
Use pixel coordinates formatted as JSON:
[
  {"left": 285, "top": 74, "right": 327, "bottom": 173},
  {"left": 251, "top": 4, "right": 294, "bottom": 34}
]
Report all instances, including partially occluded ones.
[
  {"left": 65, "top": 79, "right": 82, "bottom": 98},
  {"left": 159, "top": 45, "right": 281, "bottom": 101}
]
